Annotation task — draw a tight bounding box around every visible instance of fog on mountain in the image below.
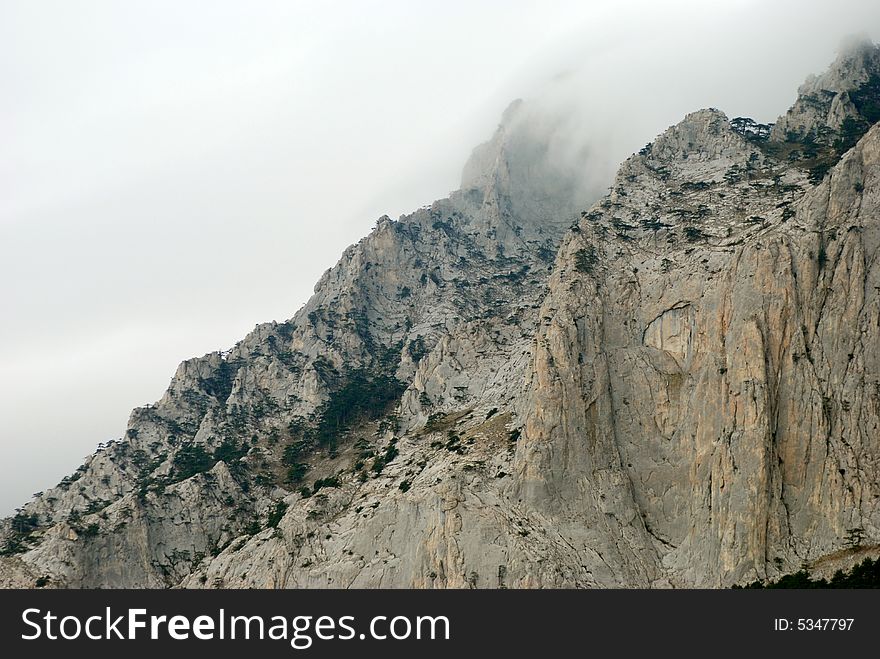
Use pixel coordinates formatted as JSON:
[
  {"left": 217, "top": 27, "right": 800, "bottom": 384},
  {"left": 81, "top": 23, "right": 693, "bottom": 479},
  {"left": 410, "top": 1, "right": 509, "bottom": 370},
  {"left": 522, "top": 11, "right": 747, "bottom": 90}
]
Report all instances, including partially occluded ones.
[{"left": 3, "top": 34, "right": 880, "bottom": 589}]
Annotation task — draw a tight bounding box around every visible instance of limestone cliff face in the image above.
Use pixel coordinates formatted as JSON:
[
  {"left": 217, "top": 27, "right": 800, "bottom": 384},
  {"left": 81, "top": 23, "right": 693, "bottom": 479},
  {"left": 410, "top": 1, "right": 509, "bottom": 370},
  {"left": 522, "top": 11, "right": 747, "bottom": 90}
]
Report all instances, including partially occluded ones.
[
  {"left": 3, "top": 45, "right": 880, "bottom": 589},
  {"left": 519, "top": 108, "right": 880, "bottom": 587}
]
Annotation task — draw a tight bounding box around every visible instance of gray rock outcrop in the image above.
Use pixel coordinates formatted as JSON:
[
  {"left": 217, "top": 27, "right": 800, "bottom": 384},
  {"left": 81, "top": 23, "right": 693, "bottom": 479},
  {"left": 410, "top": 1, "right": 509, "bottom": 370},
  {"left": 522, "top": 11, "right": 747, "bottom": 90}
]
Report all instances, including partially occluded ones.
[{"left": 3, "top": 44, "right": 880, "bottom": 589}]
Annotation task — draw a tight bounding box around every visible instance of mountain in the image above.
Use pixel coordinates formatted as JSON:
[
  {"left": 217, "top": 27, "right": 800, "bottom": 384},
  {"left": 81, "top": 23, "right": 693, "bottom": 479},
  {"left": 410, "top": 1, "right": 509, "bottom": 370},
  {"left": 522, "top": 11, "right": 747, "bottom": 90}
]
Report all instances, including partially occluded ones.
[{"left": 3, "top": 41, "right": 880, "bottom": 589}]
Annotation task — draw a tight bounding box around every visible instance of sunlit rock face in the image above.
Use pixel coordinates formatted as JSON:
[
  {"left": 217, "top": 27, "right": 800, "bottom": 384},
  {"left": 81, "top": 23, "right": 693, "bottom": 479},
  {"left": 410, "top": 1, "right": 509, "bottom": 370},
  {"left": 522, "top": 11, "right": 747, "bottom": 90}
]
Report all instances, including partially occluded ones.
[{"left": 3, "top": 44, "right": 880, "bottom": 589}]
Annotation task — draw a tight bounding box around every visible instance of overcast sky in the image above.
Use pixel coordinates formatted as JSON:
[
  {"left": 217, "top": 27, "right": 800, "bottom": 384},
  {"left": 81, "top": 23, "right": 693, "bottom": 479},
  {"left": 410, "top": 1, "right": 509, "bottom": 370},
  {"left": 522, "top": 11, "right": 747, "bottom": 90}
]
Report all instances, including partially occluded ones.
[{"left": 2, "top": 0, "right": 879, "bottom": 515}]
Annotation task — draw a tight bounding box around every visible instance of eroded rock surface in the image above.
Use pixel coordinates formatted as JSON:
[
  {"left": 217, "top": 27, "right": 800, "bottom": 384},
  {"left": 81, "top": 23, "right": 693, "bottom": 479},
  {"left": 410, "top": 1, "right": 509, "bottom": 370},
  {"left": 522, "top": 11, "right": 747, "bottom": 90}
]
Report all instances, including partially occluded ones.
[{"left": 3, "top": 42, "right": 880, "bottom": 589}]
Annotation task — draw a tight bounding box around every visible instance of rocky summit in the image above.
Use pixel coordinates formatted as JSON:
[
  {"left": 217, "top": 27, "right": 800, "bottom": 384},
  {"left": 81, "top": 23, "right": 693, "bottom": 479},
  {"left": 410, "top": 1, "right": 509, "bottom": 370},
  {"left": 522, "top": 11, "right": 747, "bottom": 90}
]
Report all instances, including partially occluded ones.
[{"left": 4, "top": 41, "right": 880, "bottom": 589}]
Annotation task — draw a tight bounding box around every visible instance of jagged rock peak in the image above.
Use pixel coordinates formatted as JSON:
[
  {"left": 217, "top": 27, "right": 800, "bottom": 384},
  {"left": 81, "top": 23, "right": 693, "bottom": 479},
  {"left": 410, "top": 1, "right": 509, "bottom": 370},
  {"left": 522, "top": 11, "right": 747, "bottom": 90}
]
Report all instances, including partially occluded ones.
[
  {"left": 458, "top": 98, "right": 600, "bottom": 225},
  {"left": 640, "top": 108, "right": 747, "bottom": 162},
  {"left": 612, "top": 107, "right": 768, "bottom": 198},
  {"left": 460, "top": 99, "right": 525, "bottom": 191},
  {"left": 802, "top": 36, "right": 880, "bottom": 95},
  {"left": 770, "top": 38, "right": 880, "bottom": 143}
]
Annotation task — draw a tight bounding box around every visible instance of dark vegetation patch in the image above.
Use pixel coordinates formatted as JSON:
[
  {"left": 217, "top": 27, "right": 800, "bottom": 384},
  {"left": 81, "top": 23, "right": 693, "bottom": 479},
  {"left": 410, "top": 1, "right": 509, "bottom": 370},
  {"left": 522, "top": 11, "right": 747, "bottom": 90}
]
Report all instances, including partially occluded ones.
[
  {"left": 735, "top": 557, "right": 880, "bottom": 588},
  {"left": 311, "top": 368, "right": 405, "bottom": 448},
  {"left": 267, "top": 501, "right": 288, "bottom": 529},
  {"left": 574, "top": 246, "right": 599, "bottom": 274},
  {"left": 0, "top": 512, "right": 40, "bottom": 555},
  {"left": 199, "top": 358, "right": 241, "bottom": 402},
  {"left": 733, "top": 75, "right": 880, "bottom": 185}
]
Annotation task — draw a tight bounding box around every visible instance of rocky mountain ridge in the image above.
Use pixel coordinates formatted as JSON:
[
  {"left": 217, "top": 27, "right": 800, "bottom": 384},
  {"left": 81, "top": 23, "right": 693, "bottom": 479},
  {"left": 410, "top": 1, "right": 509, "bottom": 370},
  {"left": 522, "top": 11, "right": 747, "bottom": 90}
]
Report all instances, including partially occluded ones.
[{"left": 3, "top": 41, "right": 880, "bottom": 588}]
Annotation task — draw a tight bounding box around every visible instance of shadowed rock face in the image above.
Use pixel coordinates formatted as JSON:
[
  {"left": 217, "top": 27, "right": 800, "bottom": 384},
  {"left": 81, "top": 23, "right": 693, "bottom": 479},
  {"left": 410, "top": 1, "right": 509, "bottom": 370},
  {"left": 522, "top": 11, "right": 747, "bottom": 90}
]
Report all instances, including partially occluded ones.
[{"left": 3, "top": 45, "right": 880, "bottom": 589}]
